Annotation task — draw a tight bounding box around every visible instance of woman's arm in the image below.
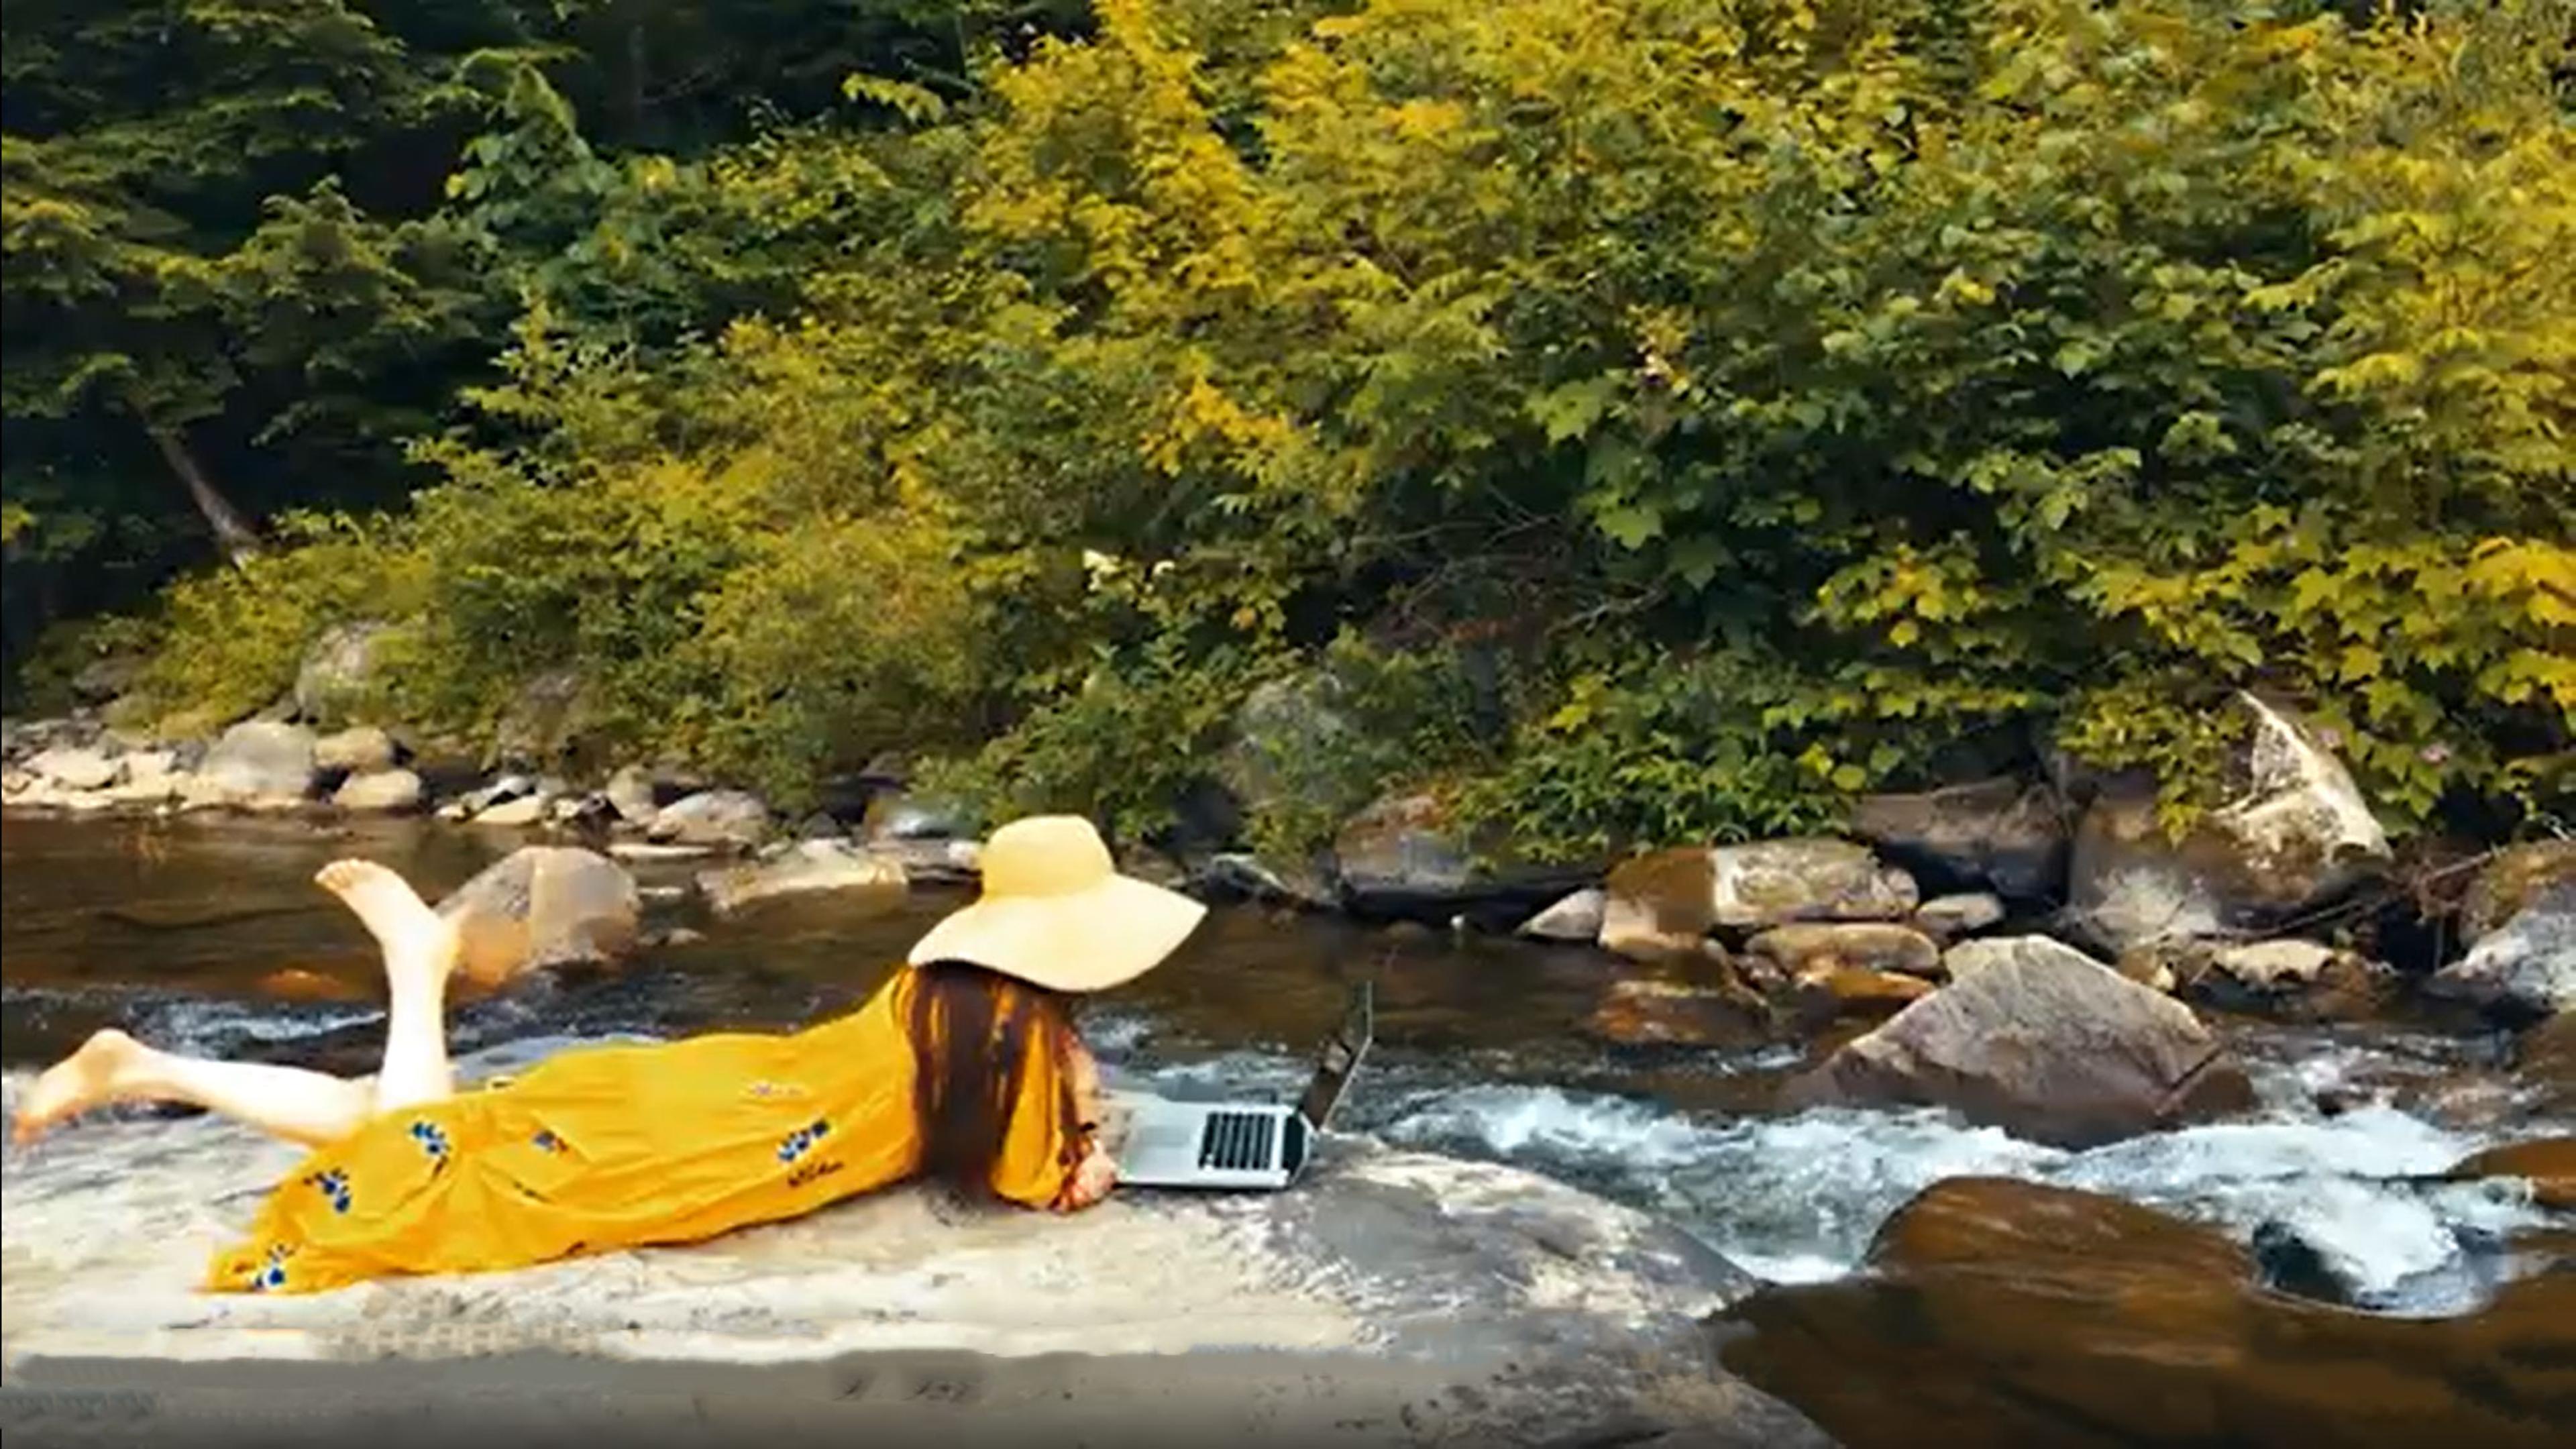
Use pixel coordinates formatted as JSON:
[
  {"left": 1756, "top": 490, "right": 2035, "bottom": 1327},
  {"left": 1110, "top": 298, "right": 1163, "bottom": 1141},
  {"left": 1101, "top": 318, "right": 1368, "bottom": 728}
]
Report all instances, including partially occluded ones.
[{"left": 1055, "top": 1038, "right": 1118, "bottom": 1212}]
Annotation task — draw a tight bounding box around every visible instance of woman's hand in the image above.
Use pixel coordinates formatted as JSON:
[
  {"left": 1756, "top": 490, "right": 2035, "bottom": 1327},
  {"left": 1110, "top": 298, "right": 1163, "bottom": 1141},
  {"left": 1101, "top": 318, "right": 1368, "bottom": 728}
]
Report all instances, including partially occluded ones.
[{"left": 1057, "top": 1146, "right": 1118, "bottom": 1212}]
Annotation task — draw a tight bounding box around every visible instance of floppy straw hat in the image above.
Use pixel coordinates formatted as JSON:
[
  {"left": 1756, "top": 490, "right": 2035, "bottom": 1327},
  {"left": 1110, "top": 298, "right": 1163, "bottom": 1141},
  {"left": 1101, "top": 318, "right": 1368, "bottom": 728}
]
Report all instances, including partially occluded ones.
[{"left": 906, "top": 814, "right": 1208, "bottom": 994}]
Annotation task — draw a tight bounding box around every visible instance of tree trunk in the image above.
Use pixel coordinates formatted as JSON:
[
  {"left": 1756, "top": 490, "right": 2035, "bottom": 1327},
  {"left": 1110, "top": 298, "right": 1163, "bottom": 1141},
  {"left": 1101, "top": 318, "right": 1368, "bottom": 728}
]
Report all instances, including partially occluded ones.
[{"left": 141, "top": 415, "right": 261, "bottom": 567}]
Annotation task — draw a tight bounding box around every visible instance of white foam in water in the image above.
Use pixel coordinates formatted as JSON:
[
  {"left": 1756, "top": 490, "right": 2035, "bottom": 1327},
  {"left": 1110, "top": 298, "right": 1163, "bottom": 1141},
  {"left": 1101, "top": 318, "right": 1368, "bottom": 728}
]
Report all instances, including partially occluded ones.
[{"left": 1378, "top": 1079, "right": 2561, "bottom": 1313}]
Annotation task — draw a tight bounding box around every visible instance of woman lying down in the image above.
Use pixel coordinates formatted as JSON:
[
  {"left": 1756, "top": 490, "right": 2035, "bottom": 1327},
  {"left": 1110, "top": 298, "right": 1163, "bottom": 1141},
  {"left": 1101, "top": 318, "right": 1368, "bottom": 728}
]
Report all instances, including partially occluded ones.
[{"left": 9, "top": 815, "right": 1205, "bottom": 1293}]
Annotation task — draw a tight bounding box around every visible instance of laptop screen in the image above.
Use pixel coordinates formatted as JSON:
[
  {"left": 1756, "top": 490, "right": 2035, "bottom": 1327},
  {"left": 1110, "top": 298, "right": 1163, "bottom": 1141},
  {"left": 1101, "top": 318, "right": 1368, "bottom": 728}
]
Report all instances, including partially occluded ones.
[{"left": 1294, "top": 981, "right": 1374, "bottom": 1130}]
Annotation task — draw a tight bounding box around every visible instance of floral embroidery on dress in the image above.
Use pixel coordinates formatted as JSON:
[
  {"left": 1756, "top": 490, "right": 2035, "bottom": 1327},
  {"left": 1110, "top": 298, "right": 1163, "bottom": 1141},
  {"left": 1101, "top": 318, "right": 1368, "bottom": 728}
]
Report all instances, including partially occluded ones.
[
  {"left": 407, "top": 1118, "right": 452, "bottom": 1170},
  {"left": 531, "top": 1129, "right": 567, "bottom": 1154},
  {"left": 775, "top": 1117, "right": 830, "bottom": 1164},
  {"left": 248, "top": 1242, "right": 297, "bottom": 1292},
  {"left": 745, "top": 1080, "right": 790, "bottom": 1099},
  {"left": 301, "top": 1167, "right": 354, "bottom": 1214}
]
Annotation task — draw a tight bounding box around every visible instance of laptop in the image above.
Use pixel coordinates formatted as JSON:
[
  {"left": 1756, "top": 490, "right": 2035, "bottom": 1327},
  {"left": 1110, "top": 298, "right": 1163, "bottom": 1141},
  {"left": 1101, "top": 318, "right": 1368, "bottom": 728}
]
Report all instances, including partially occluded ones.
[{"left": 1112, "top": 981, "right": 1374, "bottom": 1191}]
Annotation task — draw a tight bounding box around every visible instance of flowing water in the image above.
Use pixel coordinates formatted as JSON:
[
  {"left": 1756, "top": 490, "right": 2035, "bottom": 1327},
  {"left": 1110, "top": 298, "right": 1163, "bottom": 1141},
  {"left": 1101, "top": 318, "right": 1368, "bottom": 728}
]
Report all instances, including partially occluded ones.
[{"left": 2, "top": 813, "right": 2564, "bottom": 1320}]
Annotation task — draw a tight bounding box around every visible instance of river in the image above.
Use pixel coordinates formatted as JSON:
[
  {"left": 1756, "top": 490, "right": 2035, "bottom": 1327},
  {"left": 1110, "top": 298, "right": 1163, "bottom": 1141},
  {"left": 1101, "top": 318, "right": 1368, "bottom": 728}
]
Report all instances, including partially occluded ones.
[{"left": 1, "top": 812, "right": 2563, "bottom": 1319}]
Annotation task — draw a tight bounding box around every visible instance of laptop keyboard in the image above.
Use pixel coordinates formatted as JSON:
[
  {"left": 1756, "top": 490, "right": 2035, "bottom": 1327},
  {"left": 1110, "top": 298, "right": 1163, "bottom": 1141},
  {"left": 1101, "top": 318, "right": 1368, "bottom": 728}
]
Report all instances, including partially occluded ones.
[{"left": 1197, "top": 1110, "right": 1279, "bottom": 1172}]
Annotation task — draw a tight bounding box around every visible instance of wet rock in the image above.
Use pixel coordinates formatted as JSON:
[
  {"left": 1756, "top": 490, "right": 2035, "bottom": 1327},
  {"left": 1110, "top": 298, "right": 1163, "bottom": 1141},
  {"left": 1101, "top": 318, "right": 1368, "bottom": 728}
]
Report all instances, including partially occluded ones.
[
  {"left": 1585, "top": 975, "right": 1770, "bottom": 1049},
  {"left": 861, "top": 788, "right": 975, "bottom": 843},
  {"left": 27, "top": 745, "right": 119, "bottom": 791},
  {"left": 646, "top": 788, "right": 771, "bottom": 849},
  {"left": 254, "top": 967, "right": 368, "bottom": 1004},
  {"left": 1942, "top": 932, "right": 2109, "bottom": 982},
  {"left": 1518, "top": 888, "right": 1608, "bottom": 942},
  {"left": 1913, "top": 890, "right": 2005, "bottom": 941},
  {"left": 197, "top": 721, "right": 319, "bottom": 804},
  {"left": 1788, "top": 941, "right": 2255, "bottom": 1147},
  {"left": 2464, "top": 841, "right": 2576, "bottom": 943},
  {"left": 2518, "top": 1015, "right": 2576, "bottom": 1115},
  {"left": 435, "top": 846, "right": 643, "bottom": 991},
  {"left": 291, "top": 621, "right": 392, "bottom": 724},
  {"left": 331, "top": 767, "right": 425, "bottom": 814},
  {"left": 1192, "top": 851, "right": 1333, "bottom": 910},
  {"left": 470, "top": 792, "right": 552, "bottom": 828},
  {"left": 313, "top": 725, "right": 396, "bottom": 775},
  {"left": 697, "top": 840, "right": 910, "bottom": 916},
  {"left": 1600, "top": 841, "right": 1916, "bottom": 961},
  {"left": 2429, "top": 881, "right": 2575, "bottom": 1022},
  {"left": 1789, "top": 967, "right": 1937, "bottom": 1022},
  {"left": 1848, "top": 776, "right": 2070, "bottom": 901},
  {"left": 869, "top": 835, "right": 985, "bottom": 887},
  {"left": 608, "top": 841, "right": 720, "bottom": 863},
  {"left": 2065, "top": 693, "right": 2392, "bottom": 953},
  {"left": 1747, "top": 922, "right": 1943, "bottom": 980},
  {"left": 1719, "top": 1176, "right": 2576, "bottom": 1449},
  {"left": 2250, "top": 1219, "right": 2366, "bottom": 1308},
  {"left": 0, "top": 1113, "right": 1823, "bottom": 1449},
  {"left": 2446, "top": 1138, "right": 2576, "bottom": 1212},
  {"left": 2176, "top": 938, "right": 2398, "bottom": 1022}
]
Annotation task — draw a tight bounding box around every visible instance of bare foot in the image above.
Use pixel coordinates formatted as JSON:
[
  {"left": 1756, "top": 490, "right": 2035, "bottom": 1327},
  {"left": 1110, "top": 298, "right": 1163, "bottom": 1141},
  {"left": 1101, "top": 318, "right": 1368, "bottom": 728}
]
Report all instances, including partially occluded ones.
[
  {"left": 11, "top": 1028, "right": 145, "bottom": 1144},
  {"left": 315, "top": 859, "right": 455, "bottom": 993}
]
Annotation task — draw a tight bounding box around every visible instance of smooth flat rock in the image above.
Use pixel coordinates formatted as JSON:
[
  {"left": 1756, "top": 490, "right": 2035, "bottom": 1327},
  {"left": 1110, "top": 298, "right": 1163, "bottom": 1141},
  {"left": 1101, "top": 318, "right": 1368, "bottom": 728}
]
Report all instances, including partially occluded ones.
[{"left": 0, "top": 1077, "right": 1822, "bottom": 1449}]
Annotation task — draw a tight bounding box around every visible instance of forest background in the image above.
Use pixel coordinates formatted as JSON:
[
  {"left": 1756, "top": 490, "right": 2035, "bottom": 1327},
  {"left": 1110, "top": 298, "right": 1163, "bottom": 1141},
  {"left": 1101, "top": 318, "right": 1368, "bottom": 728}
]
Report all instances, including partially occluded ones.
[{"left": 5, "top": 0, "right": 2569, "bottom": 867}]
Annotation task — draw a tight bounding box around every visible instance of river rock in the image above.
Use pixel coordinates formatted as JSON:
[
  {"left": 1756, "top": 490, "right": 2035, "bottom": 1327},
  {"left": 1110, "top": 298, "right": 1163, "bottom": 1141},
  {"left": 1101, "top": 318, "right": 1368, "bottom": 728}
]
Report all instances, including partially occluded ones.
[
  {"left": 1790, "top": 967, "right": 1938, "bottom": 1022},
  {"left": 2065, "top": 693, "right": 2392, "bottom": 953},
  {"left": 1329, "top": 793, "right": 1588, "bottom": 926},
  {"left": 604, "top": 763, "right": 661, "bottom": 824},
  {"left": 1585, "top": 976, "right": 1770, "bottom": 1049},
  {"left": 2166, "top": 938, "right": 2397, "bottom": 1022},
  {"left": 1220, "top": 672, "right": 1368, "bottom": 829},
  {"left": 197, "top": 721, "right": 319, "bottom": 804},
  {"left": 494, "top": 666, "right": 596, "bottom": 769},
  {"left": 1747, "top": 922, "right": 1943, "bottom": 980},
  {"left": 1788, "top": 941, "right": 2255, "bottom": 1147},
  {"left": 2430, "top": 881, "right": 2575, "bottom": 1022},
  {"left": 2465, "top": 841, "right": 2576, "bottom": 943},
  {"left": 435, "top": 846, "right": 643, "bottom": 990},
  {"left": 1191, "top": 851, "right": 1332, "bottom": 909},
  {"left": 1848, "top": 776, "right": 2070, "bottom": 900},
  {"left": 332, "top": 768, "right": 425, "bottom": 814},
  {"left": 1717, "top": 1176, "right": 2576, "bottom": 1449},
  {"left": 292, "top": 621, "right": 392, "bottom": 724},
  {"left": 2446, "top": 1138, "right": 2576, "bottom": 1212},
  {"left": 1599, "top": 841, "right": 1915, "bottom": 961},
  {"left": 647, "top": 788, "right": 771, "bottom": 849},
  {"left": 470, "top": 792, "right": 551, "bottom": 827},
  {"left": 0, "top": 1099, "right": 1825, "bottom": 1449},
  {"left": 313, "top": 725, "right": 397, "bottom": 775},
  {"left": 2520, "top": 1015, "right": 2576, "bottom": 1116},
  {"left": 1912, "top": 890, "right": 2005, "bottom": 941},
  {"left": 698, "top": 840, "right": 909, "bottom": 916},
  {"left": 26, "top": 745, "right": 119, "bottom": 791},
  {"left": 1517, "top": 888, "right": 1607, "bottom": 942}
]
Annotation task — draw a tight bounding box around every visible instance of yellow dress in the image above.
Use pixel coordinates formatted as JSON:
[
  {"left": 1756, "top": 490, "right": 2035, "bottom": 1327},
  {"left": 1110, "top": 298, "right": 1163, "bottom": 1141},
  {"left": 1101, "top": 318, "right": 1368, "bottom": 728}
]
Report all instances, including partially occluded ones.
[{"left": 205, "top": 965, "right": 1085, "bottom": 1294}]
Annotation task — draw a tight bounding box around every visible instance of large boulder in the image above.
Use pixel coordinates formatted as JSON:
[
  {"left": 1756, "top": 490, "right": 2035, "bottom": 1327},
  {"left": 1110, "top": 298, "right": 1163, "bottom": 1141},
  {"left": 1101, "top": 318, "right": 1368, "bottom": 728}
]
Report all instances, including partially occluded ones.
[
  {"left": 292, "top": 621, "right": 393, "bottom": 724},
  {"left": 697, "top": 840, "right": 910, "bottom": 916},
  {"left": 0, "top": 1090, "right": 1826, "bottom": 1449},
  {"left": 1746, "top": 922, "right": 1943, "bottom": 980},
  {"left": 435, "top": 847, "right": 643, "bottom": 990},
  {"left": 2065, "top": 693, "right": 2392, "bottom": 953},
  {"left": 1718, "top": 1177, "right": 2576, "bottom": 1449},
  {"left": 1848, "top": 775, "right": 2070, "bottom": 901},
  {"left": 196, "top": 721, "right": 319, "bottom": 804},
  {"left": 2429, "top": 881, "right": 2575, "bottom": 1022},
  {"left": 1584, "top": 975, "right": 1772, "bottom": 1048},
  {"left": 2520, "top": 1014, "right": 2576, "bottom": 1116},
  {"left": 1517, "top": 887, "right": 1607, "bottom": 942},
  {"left": 647, "top": 789, "right": 772, "bottom": 849},
  {"left": 1328, "top": 793, "right": 1593, "bottom": 928},
  {"left": 1219, "top": 672, "right": 1367, "bottom": 832},
  {"left": 1787, "top": 941, "right": 2255, "bottom": 1147},
  {"left": 492, "top": 667, "right": 597, "bottom": 769},
  {"left": 2445, "top": 1138, "right": 2576, "bottom": 1212},
  {"left": 2184, "top": 938, "right": 2398, "bottom": 1023}
]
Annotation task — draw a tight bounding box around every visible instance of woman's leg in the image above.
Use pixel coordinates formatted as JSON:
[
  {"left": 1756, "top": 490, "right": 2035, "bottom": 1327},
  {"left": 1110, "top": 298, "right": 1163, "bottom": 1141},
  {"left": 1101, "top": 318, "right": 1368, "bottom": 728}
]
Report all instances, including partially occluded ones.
[
  {"left": 9, "top": 858, "right": 460, "bottom": 1146},
  {"left": 312, "top": 858, "right": 459, "bottom": 1114},
  {"left": 11, "top": 1030, "right": 373, "bottom": 1147}
]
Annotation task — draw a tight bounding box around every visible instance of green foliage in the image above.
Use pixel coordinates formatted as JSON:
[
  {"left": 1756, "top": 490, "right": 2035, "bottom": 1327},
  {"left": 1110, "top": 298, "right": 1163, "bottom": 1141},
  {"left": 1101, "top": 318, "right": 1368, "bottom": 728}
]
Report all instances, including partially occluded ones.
[{"left": 37, "top": 0, "right": 2576, "bottom": 861}]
